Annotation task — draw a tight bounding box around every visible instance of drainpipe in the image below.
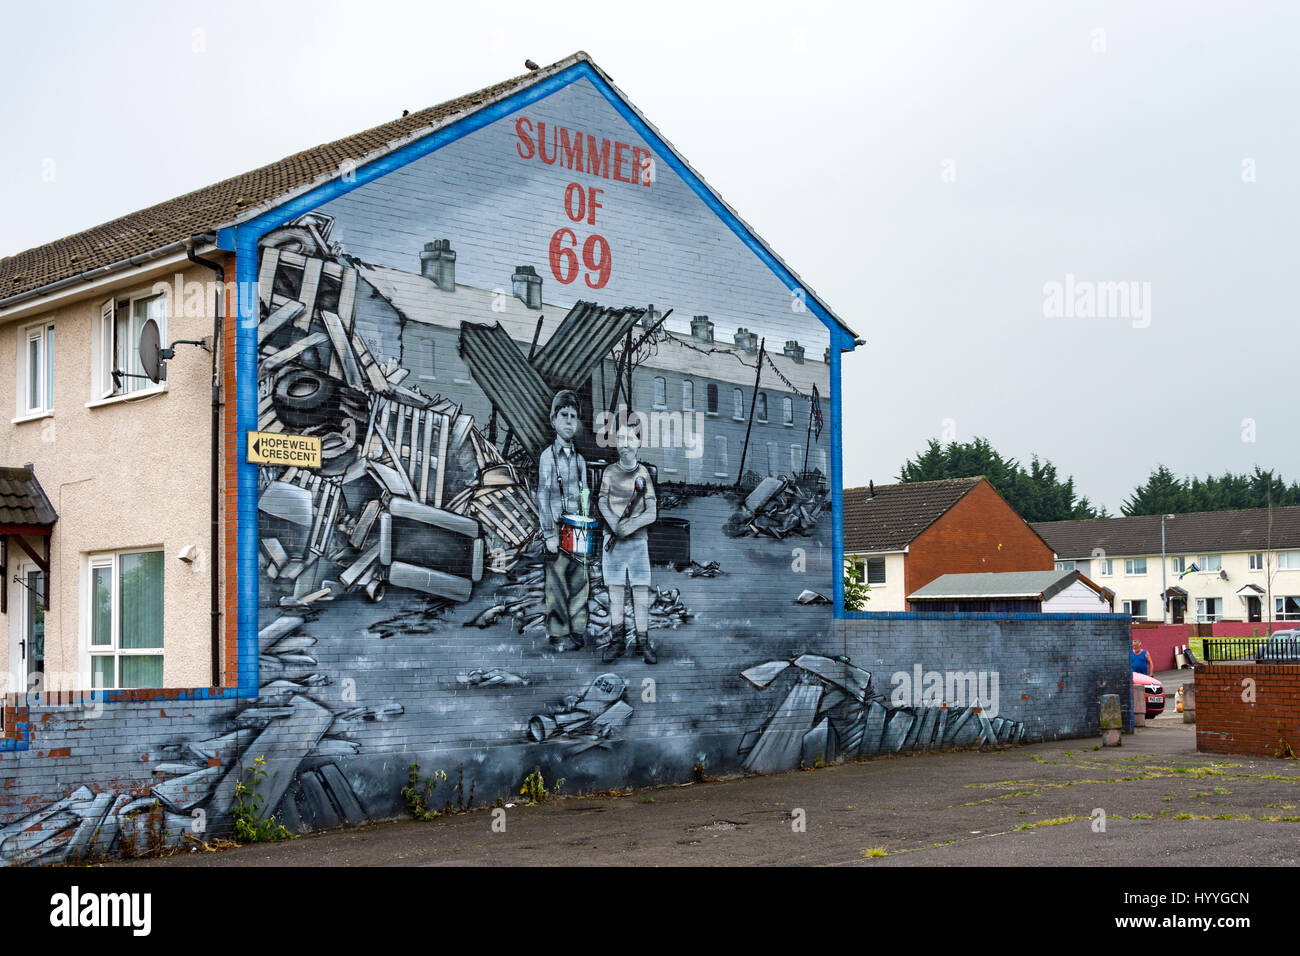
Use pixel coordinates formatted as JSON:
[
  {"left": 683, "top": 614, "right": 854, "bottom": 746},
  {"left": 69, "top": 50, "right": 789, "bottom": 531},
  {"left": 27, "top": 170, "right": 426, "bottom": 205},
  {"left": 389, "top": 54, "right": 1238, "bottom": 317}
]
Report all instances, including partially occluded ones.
[{"left": 186, "top": 237, "right": 224, "bottom": 687}]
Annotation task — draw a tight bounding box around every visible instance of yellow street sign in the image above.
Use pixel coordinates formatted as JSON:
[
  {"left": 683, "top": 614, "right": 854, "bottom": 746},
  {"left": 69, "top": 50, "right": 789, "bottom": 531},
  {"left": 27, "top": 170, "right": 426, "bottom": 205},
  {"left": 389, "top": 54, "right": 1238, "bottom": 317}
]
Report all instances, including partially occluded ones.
[{"left": 247, "top": 431, "right": 322, "bottom": 469}]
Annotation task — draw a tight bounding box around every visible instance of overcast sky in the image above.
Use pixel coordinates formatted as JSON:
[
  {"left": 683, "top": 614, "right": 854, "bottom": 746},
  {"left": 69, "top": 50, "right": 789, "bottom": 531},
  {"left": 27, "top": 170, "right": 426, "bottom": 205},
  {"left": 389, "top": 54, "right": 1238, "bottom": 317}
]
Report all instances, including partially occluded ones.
[{"left": 2, "top": 0, "right": 1295, "bottom": 512}]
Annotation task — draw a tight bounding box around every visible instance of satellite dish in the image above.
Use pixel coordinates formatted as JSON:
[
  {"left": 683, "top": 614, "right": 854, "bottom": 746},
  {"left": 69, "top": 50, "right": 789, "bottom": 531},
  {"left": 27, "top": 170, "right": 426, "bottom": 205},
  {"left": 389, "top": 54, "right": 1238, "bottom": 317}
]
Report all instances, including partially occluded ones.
[{"left": 138, "top": 318, "right": 164, "bottom": 384}]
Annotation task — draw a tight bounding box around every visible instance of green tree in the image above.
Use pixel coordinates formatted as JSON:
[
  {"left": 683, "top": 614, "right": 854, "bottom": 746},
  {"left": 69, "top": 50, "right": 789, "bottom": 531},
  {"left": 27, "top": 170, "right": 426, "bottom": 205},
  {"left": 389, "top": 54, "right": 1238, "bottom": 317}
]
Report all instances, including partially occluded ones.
[
  {"left": 1123, "top": 465, "right": 1300, "bottom": 515},
  {"left": 897, "top": 438, "right": 1107, "bottom": 522}
]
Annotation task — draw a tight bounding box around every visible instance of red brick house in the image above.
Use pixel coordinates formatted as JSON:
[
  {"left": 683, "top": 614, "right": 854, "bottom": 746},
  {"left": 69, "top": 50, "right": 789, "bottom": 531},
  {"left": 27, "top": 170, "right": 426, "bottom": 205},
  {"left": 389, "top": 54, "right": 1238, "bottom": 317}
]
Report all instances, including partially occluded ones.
[{"left": 842, "top": 477, "right": 1056, "bottom": 610}]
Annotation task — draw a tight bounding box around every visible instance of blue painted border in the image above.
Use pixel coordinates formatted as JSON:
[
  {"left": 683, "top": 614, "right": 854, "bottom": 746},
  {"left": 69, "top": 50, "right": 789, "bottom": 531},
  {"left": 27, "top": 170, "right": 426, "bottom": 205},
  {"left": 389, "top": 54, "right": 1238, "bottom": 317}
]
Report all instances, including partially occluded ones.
[
  {"left": 845, "top": 610, "right": 1132, "bottom": 621},
  {"left": 221, "top": 61, "right": 860, "bottom": 695}
]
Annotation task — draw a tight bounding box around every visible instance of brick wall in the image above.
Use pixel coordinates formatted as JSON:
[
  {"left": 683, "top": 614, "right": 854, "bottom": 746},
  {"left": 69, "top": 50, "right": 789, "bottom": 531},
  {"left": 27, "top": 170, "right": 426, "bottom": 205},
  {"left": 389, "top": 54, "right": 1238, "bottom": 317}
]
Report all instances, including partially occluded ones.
[
  {"left": 1194, "top": 662, "right": 1300, "bottom": 757},
  {"left": 905, "top": 481, "right": 1055, "bottom": 596},
  {"left": 0, "top": 612, "right": 1130, "bottom": 863}
]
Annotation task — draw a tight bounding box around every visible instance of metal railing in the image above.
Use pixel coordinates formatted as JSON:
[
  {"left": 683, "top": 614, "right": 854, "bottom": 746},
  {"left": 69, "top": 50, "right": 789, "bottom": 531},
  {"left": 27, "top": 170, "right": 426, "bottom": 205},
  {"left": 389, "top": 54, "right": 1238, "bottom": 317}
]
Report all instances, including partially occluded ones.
[{"left": 1203, "top": 636, "right": 1274, "bottom": 662}]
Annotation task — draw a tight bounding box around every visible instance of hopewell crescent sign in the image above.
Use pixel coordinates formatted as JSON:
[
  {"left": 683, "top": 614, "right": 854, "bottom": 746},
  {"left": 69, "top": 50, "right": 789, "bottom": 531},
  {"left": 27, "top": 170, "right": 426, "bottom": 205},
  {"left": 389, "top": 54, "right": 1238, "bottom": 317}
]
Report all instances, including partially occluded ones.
[{"left": 246, "top": 431, "right": 322, "bottom": 469}]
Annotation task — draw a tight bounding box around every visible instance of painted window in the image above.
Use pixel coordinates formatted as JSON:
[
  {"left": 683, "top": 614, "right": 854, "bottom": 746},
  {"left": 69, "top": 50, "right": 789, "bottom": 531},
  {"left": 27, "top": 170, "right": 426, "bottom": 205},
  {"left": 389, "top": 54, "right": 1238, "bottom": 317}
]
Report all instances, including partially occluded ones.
[
  {"left": 88, "top": 549, "right": 164, "bottom": 690},
  {"left": 653, "top": 376, "right": 666, "bottom": 408},
  {"left": 420, "top": 339, "right": 436, "bottom": 380},
  {"left": 732, "top": 388, "right": 744, "bottom": 420},
  {"left": 706, "top": 383, "right": 718, "bottom": 414},
  {"left": 714, "top": 435, "right": 728, "bottom": 476},
  {"left": 766, "top": 441, "right": 778, "bottom": 476},
  {"left": 20, "top": 321, "right": 54, "bottom": 415},
  {"left": 756, "top": 392, "right": 767, "bottom": 422},
  {"left": 682, "top": 379, "right": 693, "bottom": 411},
  {"left": 790, "top": 445, "right": 802, "bottom": 472},
  {"left": 1124, "top": 558, "right": 1147, "bottom": 575},
  {"left": 782, "top": 396, "right": 793, "bottom": 426}
]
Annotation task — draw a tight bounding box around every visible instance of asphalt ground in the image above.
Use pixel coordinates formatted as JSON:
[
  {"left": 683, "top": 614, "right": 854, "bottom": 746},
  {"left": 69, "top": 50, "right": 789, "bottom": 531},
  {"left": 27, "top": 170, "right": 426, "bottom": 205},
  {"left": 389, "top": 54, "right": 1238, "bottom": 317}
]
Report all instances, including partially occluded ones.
[{"left": 110, "top": 671, "right": 1300, "bottom": 868}]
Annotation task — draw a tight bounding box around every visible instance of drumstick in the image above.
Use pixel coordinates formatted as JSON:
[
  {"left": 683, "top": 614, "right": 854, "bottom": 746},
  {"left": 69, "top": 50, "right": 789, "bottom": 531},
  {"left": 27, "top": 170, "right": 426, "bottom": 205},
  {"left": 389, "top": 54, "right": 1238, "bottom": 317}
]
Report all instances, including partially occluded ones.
[{"left": 605, "top": 476, "right": 648, "bottom": 553}]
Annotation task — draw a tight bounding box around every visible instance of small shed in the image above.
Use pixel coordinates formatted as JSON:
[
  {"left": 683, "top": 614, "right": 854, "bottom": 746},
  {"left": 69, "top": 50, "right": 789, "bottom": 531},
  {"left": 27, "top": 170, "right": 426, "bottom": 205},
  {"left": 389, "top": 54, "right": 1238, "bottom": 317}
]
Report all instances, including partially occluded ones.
[{"left": 907, "top": 569, "right": 1112, "bottom": 614}]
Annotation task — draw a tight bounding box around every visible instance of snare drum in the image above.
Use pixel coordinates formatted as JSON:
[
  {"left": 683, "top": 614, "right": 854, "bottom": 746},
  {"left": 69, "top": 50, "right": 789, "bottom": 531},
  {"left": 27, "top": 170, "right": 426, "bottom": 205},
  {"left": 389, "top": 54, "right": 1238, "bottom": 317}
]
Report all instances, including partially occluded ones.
[{"left": 559, "top": 514, "right": 599, "bottom": 559}]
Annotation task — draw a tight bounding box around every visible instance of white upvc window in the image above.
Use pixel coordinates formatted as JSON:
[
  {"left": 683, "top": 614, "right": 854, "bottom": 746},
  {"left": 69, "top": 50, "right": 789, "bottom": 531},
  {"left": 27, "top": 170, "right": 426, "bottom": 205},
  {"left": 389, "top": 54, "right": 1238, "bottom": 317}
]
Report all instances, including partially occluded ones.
[
  {"left": 1099, "top": 558, "right": 1113, "bottom": 576},
  {"left": 97, "top": 291, "right": 167, "bottom": 399},
  {"left": 1276, "top": 597, "right": 1300, "bottom": 621},
  {"left": 1170, "top": 556, "right": 1186, "bottom": 574},
  {"left": 1124, "top": 558, "right": 1147, "bottom": 575},
  {"left": 1196, "top": 597, "right": 1221, "bottom": 622},
  {"left": 86, "top": 549, "right": 164, "bottom": 689},
  {"left": 1122, "top": 600, "right": 1147, "bottom": 620},
  {"left": 1200, "top": 554, "right": 1222, "bottom": 572},
  {"left": 1056, "top": 560, "right": 1077, "bottom": 571},
  {"left": 1249, "top": 552, "right": 1264, "bottom": 571},
  {"left": 1277, "top": 550, "right": 1300, "bottom": 570},
  {"left": 17, "top": 321, "right": 55, "bottom": 417}
]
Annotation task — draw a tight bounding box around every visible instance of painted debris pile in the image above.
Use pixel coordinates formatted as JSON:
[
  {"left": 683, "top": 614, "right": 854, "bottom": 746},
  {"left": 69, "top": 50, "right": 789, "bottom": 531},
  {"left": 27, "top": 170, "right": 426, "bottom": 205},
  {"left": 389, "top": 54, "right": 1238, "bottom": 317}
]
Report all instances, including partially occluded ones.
[
  {"left": 527, "top": 672, "right": 633, "bottom": 754},
  {"left": 724, "top": 475, "right": 829, "bottom": 540},
  {"left": 0, "top": 613, "right": 402, "bottom": 864},
  {"left": 739, "top": 654, "right": 1026, "bottom": 774},
  {"left": 257, "top": 212, "right": 539, "bottom": 608}
]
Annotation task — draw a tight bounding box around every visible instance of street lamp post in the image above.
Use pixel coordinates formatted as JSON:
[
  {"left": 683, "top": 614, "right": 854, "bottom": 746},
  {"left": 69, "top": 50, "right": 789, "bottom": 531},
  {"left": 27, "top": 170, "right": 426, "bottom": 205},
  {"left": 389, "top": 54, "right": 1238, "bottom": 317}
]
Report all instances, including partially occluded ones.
[{"left": 1161, "top": 514, "right": 1173, "bottom": 624}]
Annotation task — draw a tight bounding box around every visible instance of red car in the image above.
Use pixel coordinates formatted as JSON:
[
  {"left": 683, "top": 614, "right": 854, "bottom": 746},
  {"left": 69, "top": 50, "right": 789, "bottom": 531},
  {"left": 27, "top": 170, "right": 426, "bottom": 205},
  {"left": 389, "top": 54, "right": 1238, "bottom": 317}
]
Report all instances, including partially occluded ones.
[{"left": 1133, "top": 672, "right": 1165, "bottom": 718}]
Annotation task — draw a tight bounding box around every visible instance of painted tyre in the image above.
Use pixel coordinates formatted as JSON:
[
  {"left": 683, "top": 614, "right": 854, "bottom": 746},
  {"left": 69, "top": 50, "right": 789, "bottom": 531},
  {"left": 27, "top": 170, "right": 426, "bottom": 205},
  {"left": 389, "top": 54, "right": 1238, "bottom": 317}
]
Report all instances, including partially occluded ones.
[{"left": 272, "top": 367, "right": 336, "bottom": 428}]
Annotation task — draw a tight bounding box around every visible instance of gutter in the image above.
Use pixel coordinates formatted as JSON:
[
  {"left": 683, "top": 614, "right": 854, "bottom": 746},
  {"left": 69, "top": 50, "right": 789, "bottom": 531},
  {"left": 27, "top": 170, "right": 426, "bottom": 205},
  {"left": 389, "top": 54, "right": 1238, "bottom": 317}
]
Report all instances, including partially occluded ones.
[
  {"left": 0, "top": 235, "right": 216, "bottom": 313},
  {"left": 185, "top": 238, "right": 225, "bottom": 688}
]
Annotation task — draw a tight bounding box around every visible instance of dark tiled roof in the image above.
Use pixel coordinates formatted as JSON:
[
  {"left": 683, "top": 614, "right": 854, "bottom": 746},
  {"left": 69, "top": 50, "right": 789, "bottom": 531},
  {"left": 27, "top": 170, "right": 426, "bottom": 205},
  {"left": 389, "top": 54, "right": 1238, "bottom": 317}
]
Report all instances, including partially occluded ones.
[
  {"left": 0, "top": 466, "right": 57, "bottom": 526},
  {"left": 843, "top": 477, "right": 982, "bottom": 553},
  {"left": 1033, "top": 507, "right": 1300, "bottom": 558},
  {"left": 0, "top": 60, "right": 562, "bottom": 302}
]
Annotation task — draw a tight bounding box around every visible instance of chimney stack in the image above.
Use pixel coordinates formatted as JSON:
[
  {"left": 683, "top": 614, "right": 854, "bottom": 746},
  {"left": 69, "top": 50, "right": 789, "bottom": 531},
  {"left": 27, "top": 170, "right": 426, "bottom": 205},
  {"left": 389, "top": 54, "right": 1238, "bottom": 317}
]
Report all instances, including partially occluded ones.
[
  {"left": 783, "top": 340, "right": 805, "bottom": 363},
  {"left": 691, "top": 315, "right": 714, "bottom": 344},
  {"left": 511, "top": 266, "right": 543, "bottom": 310},
  {"left": 420, "top": 239, "right": 456, "bottom": 292},
  {"left": 733, "top": 327, "right": 758, "bottom": 353}
]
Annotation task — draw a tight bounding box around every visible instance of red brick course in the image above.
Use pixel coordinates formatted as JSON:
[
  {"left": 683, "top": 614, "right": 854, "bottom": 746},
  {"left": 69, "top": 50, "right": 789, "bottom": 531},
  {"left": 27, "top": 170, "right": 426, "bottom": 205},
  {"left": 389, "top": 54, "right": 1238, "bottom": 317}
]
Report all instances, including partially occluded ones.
[{"left": 1195, "top": 662, "right": 1300, "bottom": 758}]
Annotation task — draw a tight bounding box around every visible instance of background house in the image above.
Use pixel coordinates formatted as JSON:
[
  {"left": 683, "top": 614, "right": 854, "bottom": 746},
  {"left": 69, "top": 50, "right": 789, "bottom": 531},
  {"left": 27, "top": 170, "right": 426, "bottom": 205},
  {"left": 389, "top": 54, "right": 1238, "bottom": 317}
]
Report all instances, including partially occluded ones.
[
  {"left": 842, "top": 476, "right": 1056, "bottom": 611},
  {"left": 1033, "top": 507, "right": 1300, "bottom": 625}
]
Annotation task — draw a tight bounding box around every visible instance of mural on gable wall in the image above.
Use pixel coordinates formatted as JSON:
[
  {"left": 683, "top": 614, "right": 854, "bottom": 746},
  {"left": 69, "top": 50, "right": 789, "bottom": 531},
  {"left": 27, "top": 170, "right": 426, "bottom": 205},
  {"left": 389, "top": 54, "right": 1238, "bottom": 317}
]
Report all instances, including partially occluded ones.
[{"left": 1, "top": 75, "right": 873, "bottom": 861}]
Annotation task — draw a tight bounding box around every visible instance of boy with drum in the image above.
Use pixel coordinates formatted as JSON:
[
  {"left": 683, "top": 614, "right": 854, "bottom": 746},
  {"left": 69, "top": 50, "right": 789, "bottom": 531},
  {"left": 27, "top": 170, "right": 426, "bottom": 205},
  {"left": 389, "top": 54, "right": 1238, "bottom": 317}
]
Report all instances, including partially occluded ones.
[
  {"left": 538, "top": 390, "right": 591, "bottom": 652},
  {"left": 598, "top": 421, "right": 658, "bottom": 664}
]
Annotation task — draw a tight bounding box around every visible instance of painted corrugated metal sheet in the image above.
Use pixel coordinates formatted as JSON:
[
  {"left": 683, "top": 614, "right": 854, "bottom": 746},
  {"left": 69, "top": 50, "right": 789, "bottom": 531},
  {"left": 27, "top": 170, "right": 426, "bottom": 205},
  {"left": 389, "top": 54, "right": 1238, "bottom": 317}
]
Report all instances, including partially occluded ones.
[
  {"left": 532, "top": 300, "right": 645, "bottom": 391},
  {"left": 458, "top": 322, "right": 554, "bottom": 459}
]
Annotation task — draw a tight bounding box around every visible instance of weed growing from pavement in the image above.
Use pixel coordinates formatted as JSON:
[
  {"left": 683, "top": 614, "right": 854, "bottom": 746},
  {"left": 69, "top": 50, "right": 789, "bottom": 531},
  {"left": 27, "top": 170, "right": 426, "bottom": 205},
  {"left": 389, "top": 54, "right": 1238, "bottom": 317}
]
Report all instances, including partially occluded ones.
[
  {"left": 863, "top": 847, "right": 887, "bottom": 858},
  {"left": 234, "top": 755, "right": 295, "bottom": 843},
  {"left": 402, "top": 763, "right": 448, "bottom": 821}
]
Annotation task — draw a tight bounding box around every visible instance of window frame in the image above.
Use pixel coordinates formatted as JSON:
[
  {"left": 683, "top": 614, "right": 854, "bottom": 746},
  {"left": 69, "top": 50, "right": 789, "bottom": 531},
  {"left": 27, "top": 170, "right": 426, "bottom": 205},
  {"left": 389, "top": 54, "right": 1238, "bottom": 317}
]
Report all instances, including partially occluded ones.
[
  {"left": 1099, "top": 558, "right": 1113, "bottom": 576},
  {"left": 1170, "top": 556, "right": 1186, "bottom": 574},
  {"left": 84, "top": 547, "right": 165, "bottom": 690},
  {"left": 95, "top": 289, "right": 169, "bottom": 402},
  {"left": 653, "top": 376, "right": 667, "bottom": 409},
  {"left": 1200, "top": 554, "right": 1222, "bottom": 572},
  {"left": 705, "top": 383, "right": 719, "bottom": 416},
  {"left": 681, "top": 379, "right": 693, "bottom": 412},
  {"left": 1124, "top": 558, "right": 1147, "bottom": 576},
  {"left": 865, "top": 556, "right": 886, "bottom": 586},
  {"left": 732, "top": 387, "right": 744, "bottom": 421},
  {"left": 16, "top": 320, "right": 55, "bottom": 418},
  {"left": 781, "top": 396, "right": 794, "bottom": 427}
]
